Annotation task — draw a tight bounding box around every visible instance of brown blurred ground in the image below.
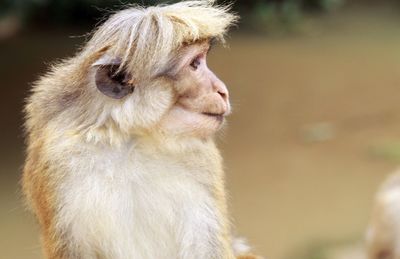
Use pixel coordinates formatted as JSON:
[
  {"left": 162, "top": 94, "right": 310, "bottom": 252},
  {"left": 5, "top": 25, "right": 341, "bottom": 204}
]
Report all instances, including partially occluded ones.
[{"left": 3, "top": 5, "right": 400, "bottom": 259}]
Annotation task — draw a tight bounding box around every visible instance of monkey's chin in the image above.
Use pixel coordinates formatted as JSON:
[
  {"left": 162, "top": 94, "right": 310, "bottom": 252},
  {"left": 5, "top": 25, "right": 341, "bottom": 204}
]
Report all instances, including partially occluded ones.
[
  {"left": 159, "top": 107, "right": 225, "bottom": 138},
  {"left": 202, "top": 112, "right": 224, "bottom": 123}
]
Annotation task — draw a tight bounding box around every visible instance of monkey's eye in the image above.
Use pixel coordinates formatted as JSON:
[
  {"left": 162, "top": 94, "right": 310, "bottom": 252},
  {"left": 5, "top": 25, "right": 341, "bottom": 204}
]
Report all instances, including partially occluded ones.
[{"left": 190, "top": 57, "right": 201, "bottom": 70}]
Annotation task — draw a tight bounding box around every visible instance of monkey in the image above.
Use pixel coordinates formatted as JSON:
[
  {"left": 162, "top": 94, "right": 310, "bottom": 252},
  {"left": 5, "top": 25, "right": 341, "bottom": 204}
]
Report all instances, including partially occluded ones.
[
  {"left": 366, "top": 169, "right": 400, "bottom": 259},
  {"left": 22, "top": 1, "right": 263, "bottom": 258}
]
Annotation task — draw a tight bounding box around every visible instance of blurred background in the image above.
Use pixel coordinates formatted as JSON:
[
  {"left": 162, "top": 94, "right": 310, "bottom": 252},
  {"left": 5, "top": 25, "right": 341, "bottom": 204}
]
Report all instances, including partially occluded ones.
[{"left": 3, "top": 0, "right": 400, "bottom": 258}]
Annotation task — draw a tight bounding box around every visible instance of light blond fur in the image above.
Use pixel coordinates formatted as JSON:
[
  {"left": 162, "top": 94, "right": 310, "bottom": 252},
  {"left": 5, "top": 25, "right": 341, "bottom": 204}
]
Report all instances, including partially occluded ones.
[
  {"left": 367, "top": 170, "right": 400, "bottom": 259},
  {"left": 23, "top": 1, "right": 261, "bottom": 259},
  {"left": 86, "top": 0, "right": 237, "bottom": 80}
]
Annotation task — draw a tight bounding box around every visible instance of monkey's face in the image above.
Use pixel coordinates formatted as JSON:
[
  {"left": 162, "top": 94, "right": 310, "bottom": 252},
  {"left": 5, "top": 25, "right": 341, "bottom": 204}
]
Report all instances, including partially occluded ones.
[
  {"left": 159, "top": 41, "right": 231, "bottom": 138},
  {"left": 93, "top": 40, "right": 230, "bottom": 139}
]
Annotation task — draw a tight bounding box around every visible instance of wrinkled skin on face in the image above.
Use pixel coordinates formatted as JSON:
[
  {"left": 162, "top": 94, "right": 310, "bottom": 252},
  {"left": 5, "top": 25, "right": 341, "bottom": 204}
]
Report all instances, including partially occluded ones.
[{"left": 159, "top": 40, "right": 231, "bottom": 138}]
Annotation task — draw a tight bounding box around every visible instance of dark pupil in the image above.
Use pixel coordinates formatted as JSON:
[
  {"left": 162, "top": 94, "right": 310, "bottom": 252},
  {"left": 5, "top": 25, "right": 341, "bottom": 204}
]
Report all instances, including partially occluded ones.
[{"left": 191, "top": 59, "right": 200, "bottom": 68}]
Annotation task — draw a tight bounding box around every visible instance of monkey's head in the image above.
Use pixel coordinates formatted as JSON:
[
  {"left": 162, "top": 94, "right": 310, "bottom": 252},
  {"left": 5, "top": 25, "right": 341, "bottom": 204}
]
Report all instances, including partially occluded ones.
[
  {"left": 55, "top": 1, "right": 237, "bottom": 144},
  {"left": 92, "top": 38, "right": 231, "bottom": 140}
]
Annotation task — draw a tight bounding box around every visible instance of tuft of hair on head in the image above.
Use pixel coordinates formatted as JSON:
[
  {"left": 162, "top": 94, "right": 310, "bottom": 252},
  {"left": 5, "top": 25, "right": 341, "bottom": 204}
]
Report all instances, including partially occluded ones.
[{"left": 84, "top": 0, "right": 238, "bottom": 81}]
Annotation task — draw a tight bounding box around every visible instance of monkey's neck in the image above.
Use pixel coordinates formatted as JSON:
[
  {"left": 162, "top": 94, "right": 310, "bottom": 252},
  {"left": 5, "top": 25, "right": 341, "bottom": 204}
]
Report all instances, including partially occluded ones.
[
  {"left": 78, "top": 129, "right": 223, "bottom": 168},
  {"left": 71, "top": 122, "right": 224, "bottom": 177}
]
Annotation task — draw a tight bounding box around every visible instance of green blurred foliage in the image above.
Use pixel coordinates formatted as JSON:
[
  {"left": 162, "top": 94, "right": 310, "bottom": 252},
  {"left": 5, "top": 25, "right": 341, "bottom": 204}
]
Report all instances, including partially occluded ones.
[
  {"left": 370, "top": 142, "right": 400, "bottom": 163},
  {"left": 0, "top": 0, "right": 344, "bottom": 27},
  {"left": 0, "top": 0, "right": 169, "bottom": 24},
  {"left": 243, "top": 0, "right": 344, "bottom": 32}
]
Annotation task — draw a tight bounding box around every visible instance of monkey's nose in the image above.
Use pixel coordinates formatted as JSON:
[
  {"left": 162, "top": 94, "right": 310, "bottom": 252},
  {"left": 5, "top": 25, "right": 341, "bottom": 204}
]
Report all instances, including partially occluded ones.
[
  {"left": 217, "top": 89, "right": 228, "bottom": 101},
  {"left": 213, "top": 84, "right": 230, "bottom": 115},
  {"left": 213, "top": 78, "right": 229, "bottom": 102},
  {"left": 218, "top": 88, "right": 230, "bottom": 115}
]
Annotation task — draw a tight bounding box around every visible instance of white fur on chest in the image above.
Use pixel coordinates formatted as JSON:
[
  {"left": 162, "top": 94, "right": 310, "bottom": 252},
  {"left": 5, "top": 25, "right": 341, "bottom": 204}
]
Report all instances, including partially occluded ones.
[{"left": 54, "top": 141, "right": 223, "bottom": 259}]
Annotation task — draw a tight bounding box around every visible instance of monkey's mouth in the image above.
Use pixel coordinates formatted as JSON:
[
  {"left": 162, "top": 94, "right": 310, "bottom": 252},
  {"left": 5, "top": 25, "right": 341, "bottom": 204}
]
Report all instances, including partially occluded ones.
[{"left": 202, "top": 112, "right": 224, "bottom": 122}]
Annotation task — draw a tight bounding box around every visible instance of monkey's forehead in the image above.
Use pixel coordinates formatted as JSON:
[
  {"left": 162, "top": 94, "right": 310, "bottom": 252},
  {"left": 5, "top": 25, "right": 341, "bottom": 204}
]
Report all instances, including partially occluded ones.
[
  {"left": 85, "top": 1, "right": 237, "bottom": 80},
  {"left": 92, "top": 40, "right": 210, "bottom": 68},
  {"left": 180, "top": 39, "right": 212, "bottom": 53}
]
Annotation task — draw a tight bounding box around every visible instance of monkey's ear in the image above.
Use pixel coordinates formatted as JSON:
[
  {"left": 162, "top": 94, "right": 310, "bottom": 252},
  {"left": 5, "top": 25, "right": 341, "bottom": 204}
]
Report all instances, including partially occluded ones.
[{"left": 93, "top": 56, "right": 135, "bottom": 99}]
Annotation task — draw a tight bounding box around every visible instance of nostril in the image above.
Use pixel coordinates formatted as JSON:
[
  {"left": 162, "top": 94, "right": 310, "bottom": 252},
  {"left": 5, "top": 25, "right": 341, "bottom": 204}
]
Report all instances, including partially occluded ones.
[{"left": 217, "top": 90, "right": 227, "bottom": 100}]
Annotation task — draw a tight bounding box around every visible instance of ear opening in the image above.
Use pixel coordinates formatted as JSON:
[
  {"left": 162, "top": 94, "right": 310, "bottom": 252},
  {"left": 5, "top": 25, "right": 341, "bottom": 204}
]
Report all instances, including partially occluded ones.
[{"left": 94, "top": 60, "right": 135, "bottom": 99}]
